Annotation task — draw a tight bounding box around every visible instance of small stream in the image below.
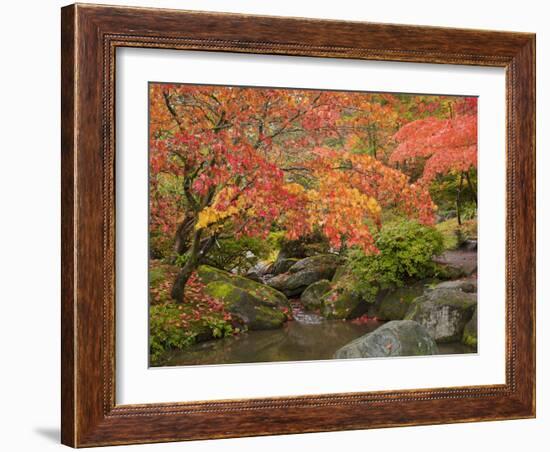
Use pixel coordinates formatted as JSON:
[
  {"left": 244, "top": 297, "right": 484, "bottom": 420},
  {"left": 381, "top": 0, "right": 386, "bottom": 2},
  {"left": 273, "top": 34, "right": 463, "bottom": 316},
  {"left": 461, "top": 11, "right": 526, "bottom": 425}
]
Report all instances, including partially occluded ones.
[{"left": 160, "top": 299, "right": 475, "bottom": 367}]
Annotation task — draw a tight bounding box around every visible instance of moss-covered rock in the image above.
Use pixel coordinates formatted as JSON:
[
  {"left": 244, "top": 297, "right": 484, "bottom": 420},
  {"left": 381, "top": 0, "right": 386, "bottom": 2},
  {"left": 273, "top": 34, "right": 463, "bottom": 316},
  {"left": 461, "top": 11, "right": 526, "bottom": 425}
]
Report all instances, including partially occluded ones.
[
  {"left": 266, "top": 254, "right": 343, "bottom": 297},
  {"left": 433, "top": 249, "right": 478, "bottom": 279},
  {"left": 196, "top": 265, "right": 234, "bottom": 285},
  {"left": 253, "top": 305, "right": 288, "bottom": 330},
  {"left": 405, "top": 288, "right": 477, "bottom": 343},
  {"left": 334, "top": 320, "right": 438, "bottom": 359},
  {"left": 244, "top": 270, "right": 263, "bottom": 283},
  {"left": 265, "top": 272, "right": 304, "bottom": 297},
  {"left": 269, "top": 258, "right": 300, "bottom": 276},
  {"left": 462, "top": 307, "right": 478, "bottom": 347},
  {"left": 321, "top": 289, "right": 368, "bottom": 320},
  {"left": 196, "top": 265, "right": 290, "bottom": 330},
  {"left": 230, "top": 274, "right": 288, "bottom": 308},
  {"left": 288, "top": 254, "right": 342, "bottom": 274},
  {"left": 300, "top": 279, "right": 332, "bottom": 310},
  {"left": 376, "top": 283, "right": 427, "bottom": 321},
  {"left": 204, "top": 281, "right": 287, "bottom": 330},
  {"left": 197, "top": 265, "right": 288, "bottom": 309},
  {"left": 430, "top": 279, "right": 477, "bottom": 293},
  {"left": 435, "top": 264, "right": 467, "bottom": 280}
]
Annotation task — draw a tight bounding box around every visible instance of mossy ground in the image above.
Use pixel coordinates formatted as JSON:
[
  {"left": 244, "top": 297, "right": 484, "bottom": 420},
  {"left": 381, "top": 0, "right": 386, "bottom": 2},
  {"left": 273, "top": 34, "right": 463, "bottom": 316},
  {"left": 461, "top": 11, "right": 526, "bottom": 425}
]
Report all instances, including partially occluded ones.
[
  {"left": 149, "top": 261, "right": 290, "bottom": 364},
  {"left": 149, "top": 261, "right": 238, "bottom": 365},
  {"left": 436, "top": 218, "right": 477, "bottom": 251}
]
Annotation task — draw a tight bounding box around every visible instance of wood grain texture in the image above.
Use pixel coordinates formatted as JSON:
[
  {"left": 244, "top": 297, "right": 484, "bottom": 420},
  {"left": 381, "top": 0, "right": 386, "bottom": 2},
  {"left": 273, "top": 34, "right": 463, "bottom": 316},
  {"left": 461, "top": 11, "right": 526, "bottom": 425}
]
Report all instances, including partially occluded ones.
[
  {"left": 60, "top": 5, "right": 76, "bottom": 447},
  {"left": 60, "top": 3, "right": 536, "bottom": 447}
]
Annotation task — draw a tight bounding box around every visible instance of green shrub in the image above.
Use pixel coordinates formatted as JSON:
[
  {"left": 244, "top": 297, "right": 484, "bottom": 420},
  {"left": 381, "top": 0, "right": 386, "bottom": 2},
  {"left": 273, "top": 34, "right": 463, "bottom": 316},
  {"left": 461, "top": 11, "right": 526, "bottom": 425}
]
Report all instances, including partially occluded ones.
[
  {"left": 342, "top": 220, "right": 444, "bottom": 302},
  {"left": 204, "top": 317, "right": 235, "bottom": 339}
]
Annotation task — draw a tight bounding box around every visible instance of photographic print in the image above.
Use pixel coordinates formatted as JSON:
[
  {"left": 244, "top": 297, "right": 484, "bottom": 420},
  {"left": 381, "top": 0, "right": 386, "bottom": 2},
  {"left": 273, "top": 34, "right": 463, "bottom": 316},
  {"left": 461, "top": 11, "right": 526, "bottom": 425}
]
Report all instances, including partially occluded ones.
[{"left": 148, "top": 83, "right": 478, "bottom": 367}]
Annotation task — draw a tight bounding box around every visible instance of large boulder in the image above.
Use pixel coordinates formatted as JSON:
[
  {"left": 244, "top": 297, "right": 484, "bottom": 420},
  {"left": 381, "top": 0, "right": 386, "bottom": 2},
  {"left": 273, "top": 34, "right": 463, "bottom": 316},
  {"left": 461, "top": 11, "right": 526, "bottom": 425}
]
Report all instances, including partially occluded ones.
[
  {"left": 300, "top": 279, "right": 332, "bottom": 310},
  {"left": 204, "top": 281, "right": 288, "bottom": 330},
  {"left": 196, "top": 265, "right": 234, "bottom": 285},
  {"left": 462, "top": 239, "right": 478, "bottom": 251},
  {"left": 321, "top": 289, "right": 369, "bottom": 320},
  {"left": 268, "top": 258, "right": 300, "bottom": 276},
  {"left": 288, "top": 254, "right": 342, "bottom": 275},
  {"left": 436, "top": 264, "right": 467, "bottom": 280},
  {"left": 430, "top": 279, "right": 477, "bottom": 293},
  {"left": 376, "top": 283, "right": 427, "bottom": 321},
  {"left": 266, "top": 254, "right": 343, "bottom": 297},
  {"left": 197, "top": 265, "right": 288, "bottom": 309},
  {"left": 334, "top": 320, "right": 438, "bottom": 359},
  {"left": 244, "top": 270, "right": 263, "bottom": 283},
  {"left": 462, "top": 307, "right": 478, "bottom": 347},
  {"left": 246, "top": 261, "right": 271, "bottom": 280},
  {"left": 405, "top": 288, "right": 477, "bottom": 343},
  {"left": 265, "top": 272, "right": 312, "bottom": 298},
  {"left": 197, "top": 265, "right": 290, "bottom": 330},
  {"left": 434, "top": 250, "right": 478, "bottom": 278}
]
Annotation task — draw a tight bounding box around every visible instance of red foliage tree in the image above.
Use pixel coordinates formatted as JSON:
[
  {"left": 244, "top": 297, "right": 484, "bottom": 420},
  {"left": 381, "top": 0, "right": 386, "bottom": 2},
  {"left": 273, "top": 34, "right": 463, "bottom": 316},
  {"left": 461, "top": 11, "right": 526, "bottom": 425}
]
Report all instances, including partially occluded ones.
[
  {"left": 304, "top": 147, "right": 435, "bottom": 253},
  {"left": 149, "top": 84, "right": 437, "bottom": 302},
  {"left": 390, "top": 98, "right": 478, "bottom": 222}
]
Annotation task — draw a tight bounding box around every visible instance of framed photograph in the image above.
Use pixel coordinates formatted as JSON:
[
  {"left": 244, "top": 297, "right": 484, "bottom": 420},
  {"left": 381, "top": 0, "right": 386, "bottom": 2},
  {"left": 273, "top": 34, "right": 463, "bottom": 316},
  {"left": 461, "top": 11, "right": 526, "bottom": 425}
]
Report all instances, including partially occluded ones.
[{"left": 61, "top": 3, "right": 535, "bottom": 447}]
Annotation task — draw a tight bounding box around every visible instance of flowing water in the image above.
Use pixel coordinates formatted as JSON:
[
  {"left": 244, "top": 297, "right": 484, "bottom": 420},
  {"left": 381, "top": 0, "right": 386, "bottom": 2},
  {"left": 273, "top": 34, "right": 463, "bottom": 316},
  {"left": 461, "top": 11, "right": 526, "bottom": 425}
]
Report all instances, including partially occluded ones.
[{"left": 160, "top": 299, "right": 475, "bottom": 367}]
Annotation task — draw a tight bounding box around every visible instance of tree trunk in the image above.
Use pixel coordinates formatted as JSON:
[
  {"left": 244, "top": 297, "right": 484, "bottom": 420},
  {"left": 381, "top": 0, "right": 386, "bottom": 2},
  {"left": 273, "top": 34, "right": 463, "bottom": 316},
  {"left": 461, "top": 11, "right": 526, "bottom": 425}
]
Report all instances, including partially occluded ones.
[
  {"left": 173, "top": 215, "right": 195, "bottom": 255},
  {"left": 171, "top": 261, "right": 196, "bottom": 304},
  {"left": 465, "top": 169, "right": 478, "bottom": 206},
  {"left": 171, "top": 228, "right": 202, "bottom": 303}
]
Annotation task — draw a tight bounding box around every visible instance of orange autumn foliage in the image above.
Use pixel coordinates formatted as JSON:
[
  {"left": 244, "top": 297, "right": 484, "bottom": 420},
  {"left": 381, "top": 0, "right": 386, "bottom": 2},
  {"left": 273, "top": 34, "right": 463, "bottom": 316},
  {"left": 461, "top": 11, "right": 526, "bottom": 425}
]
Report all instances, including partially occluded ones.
[
  {"left": 149, "top": 84, "right": 438, "bottom": 259},
  {"left": 148, "top": 85, "right": 478, "bottom": 302},
  {"left": 390, "top": 98, "right": 478, "bottom": 183}
]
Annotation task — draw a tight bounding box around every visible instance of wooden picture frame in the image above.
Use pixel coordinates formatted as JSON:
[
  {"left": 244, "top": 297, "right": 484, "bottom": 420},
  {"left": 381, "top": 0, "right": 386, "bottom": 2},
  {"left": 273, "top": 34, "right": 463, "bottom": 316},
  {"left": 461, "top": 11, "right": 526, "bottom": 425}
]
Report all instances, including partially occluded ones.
[{"left": 61, "top": 3, "right": 535, "bottom": 447}]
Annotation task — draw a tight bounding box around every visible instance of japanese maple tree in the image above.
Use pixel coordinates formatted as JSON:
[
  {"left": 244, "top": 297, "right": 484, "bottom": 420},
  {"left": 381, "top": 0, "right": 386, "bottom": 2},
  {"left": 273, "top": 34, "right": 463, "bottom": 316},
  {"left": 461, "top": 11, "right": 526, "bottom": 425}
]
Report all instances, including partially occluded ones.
[
  {"left": 303, "top": 147, "right": 435, "bottom": 253},
  {"left": 149, "top": 84, "right": 437, "bottom": 302},
  {"left": 390, "top": 98, "right": 478, "bottom": 222}
]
